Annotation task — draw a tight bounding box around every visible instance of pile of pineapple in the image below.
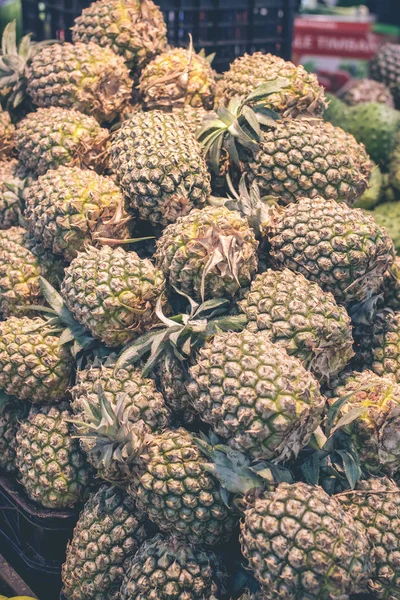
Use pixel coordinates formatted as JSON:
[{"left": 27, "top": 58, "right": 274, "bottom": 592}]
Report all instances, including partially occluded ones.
[{"left": 1, "top": 3, "right": 400, "bottom": 598}]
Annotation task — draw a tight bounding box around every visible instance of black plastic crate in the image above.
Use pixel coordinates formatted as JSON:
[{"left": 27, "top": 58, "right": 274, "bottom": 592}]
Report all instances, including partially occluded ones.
[
  {"left": 0, "top": 553, "right": 37, "bottom": 598},
  {"left": 21, "top": 0, "right": 295, "bottom": 71},
  {"left": 0, "top": 473, "right": 78, "bottom": 599}
]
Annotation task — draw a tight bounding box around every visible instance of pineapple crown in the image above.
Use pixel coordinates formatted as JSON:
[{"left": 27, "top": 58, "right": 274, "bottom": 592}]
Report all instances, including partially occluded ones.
[
  {"left": 29, "top": 277, "right": 98, "bottom": 356},
  {"left": 194, "top": 433, "right": 293, "bottom": 505},
  {"left": 71, "top": 385, "right": 151, "bottom": 474},
  {"left": 210, "top": 172, "right": 279, "bottom": 239},
  {"left": 198, "top": 78, "right": 290, "bottom": 174},
  {"left": 115, "top": 289, "right": 247, "bottom": 376},
  {"left": 294, "top": 395, "right": 366, "bottom": 495},
  {"left": 0, "top": 21, "right": 56, "bottom": 111}
]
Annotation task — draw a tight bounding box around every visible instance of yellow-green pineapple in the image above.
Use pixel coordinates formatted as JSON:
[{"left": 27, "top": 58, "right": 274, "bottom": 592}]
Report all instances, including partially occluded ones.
[
  {"left": 110, "top": 110, "right": 210, "bottom": 226},
  {"left": 62, "top": 484, "right": 149, "bottom": 600},
  {"left": 72, "top": 0, "right": 168, "bottom": 71},
  {"left": 154, "top": 205, "right": 258, "bottom": 301},
  {"left": 61, "top": 245, "right": 166, "bottom": 347},
  {"left": 15, "top": 402, "right": 93, "bottom": 508},
  {"left": 214, "top": 52, "right": 327, "bottom": 117},
  {"left": 238, "top": 268, "right": 354, "bottom": 382},
  {"left": 139, "top": 44, "right": 216, "bottom": 109},
  {"left": 15, "top": 107, "right": 109, "bottom": 176},
  {"left": 25, "top": 166, "right": 131, "bottom": 261},
  {"left": 0, "top": 227, "right": 64, "bottom": 317}
]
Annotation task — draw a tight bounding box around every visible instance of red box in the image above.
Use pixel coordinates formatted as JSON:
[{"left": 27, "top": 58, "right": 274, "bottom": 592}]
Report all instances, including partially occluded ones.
[{"left": 293, "top": 15, "right": 399, "bottom": 92}]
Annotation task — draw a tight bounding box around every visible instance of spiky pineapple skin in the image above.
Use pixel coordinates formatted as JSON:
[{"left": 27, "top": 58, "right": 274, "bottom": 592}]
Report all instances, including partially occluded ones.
[
  {"left": 62, "top": 484, "right": 149, "bottom": 600},
  {"left": 15, "top": 403, "right": 92, "bottom": 509},
  {"left": 139, "top": 47, "right": 216, "bottom": 110},
  {"left": 188, "top": 329, "right": 325, "bottom": 461},
  {"left": 341, "top": 78, "right": 394, "bottom": 107},
  {"left": 215, "top": 52, "right": 326, "bottom": 118},
  {"left": 238, "top": 268, "right": 354, "bottom": 382},
  {"left": 27, "top": 42, "right": 131, "bottom": 123},
  {"left": 369, "top": 44, "right": 400, "bottom": 109},
  {"left": 71, "top": 357, "right": 170, "bottom": 483},
  {"left": 0, "top": 108, "right": 15, "bottom": 157},
  {"left": 267, "top": 196, "right": 395, "bottom": 306},
  {"left": 244, "top": 119, "right": 372, "bottom": 206},
  {"left": 327, "top": 370, "right": 400, "bottom": 476},
  {"left": 120, "top": 534, "right": 228, "bottom": 600},
  {"left": 61, "top": 245, "right": 165, "bottom": 347},
  {"left": 109, "top": 110, "right": 210, "bottom": 227},
  {"left": 155, "top": 205, "right": 258, "bottom": 300},
  {"left": 15, "top": 107, "right": 109, "bottom": 176},
  {"left": 0, "top": 398, "right": 29, "bottom": 474},
  {"left": 72, "top": 0, "right": 167, "bottom": 71},
  {"left": 338, "top": 477, "right": 400, "bottom": 599},
  {"left": 0, "top": 226, "right": 64, "bottom": 317},
  {"left": 241, "top": 482, "right": 371, "bottom": 599},
  {"left": 0, "top": 175, "right": 24, "bottom": 230},
  {"left": 0, "top": 316, "right": 74, "bottom": 403},
  {"left": 0, "top": 158, "right": 18, "bottom": 181},
  {"left": 25, "top": 166, "right": 130, "bottom": 261},
  {"left": 128, "top": 428, "right": 236, "bottom": 546}
]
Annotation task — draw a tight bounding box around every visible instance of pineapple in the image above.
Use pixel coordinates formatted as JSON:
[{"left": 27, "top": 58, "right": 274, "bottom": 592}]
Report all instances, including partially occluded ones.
[
  {"left": 0, "top": 158, "right": 18, "bottom": 181},
  {"left": 109, "top": 110, "right": 210, "bottom": 227},
  {"left": 25, "top": 166, "right": 131, "bottom": 261},
  {"left": 214, "top": 52, "right": 327, "bottom": 118},
  {"left": 327, "top": 370, "right": 400, "bottom": 476},
  {"left": 74, "top": 403, "right": 237, "bottom": 545},
  {"left": 71, "top": 356, "right": 170, "bottom": 483},
  {"left": 188, "top": 329, "right": 325, "bottom": 461},
  {"left": 201, "top": 94, "right": 372, "bottom": 206},
  {"left": 243, "top": 119, "right": 372, "bottom": 206},
  {"left": 340, "top": 78, "right": 394, "bottom": 107},
  {"left": 266, "top": 196, "right": 395, "bottom": 307},
  {"left": 369, "top": 43, "right": 400, "bottom": 109},
  {"left": 15, "top": 107, "right": 109, "bottom": 176},
  {"left": 240, "top": 482, "right": 371, "bottom": 598},
  {"left": 0, "top": 226, "right": 64, "bottom": 317},
  {"left": 139, "top": 45, "right": 216, "bottom": 110},
  {"left": 129, "top": 428, "right": 237, "bottom": 544},
  {"left": 27, "top": 42, "right": 132, "bottom": 123},
  {"left": 0, "top": 395, "right": 29, "bottom": 474},
  {"left": 62, "top": 484, "right": 149, "bottom": 600},
  {"left": 61, "top": 245, "right": 166, "bottom": 347},
  {"left": 0, "top": 316, "right": 74, "bottom": 403},
  {"left": 338, "top": 477, "right": 400, "bottom": 599},
  {"left": 238, "top": 268, "right": 354, "bottom": 382},
  {"left": 0, "top": 107, "right": 14, "bottom": 157},
  {"left": 15, "top": 402, "right": 93, "bottom": 509},
  {"left": 154, "top": 205, "right": 258, "bottom": 301},
  {"left": 383, "top": 256, "right": 400, "bottom": 310},
  {"left": 120, "top": 534, "right": 228, "bottom": 599},
  {"left": 72, "top": 0, "right": 168, "bottom": 71}
]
